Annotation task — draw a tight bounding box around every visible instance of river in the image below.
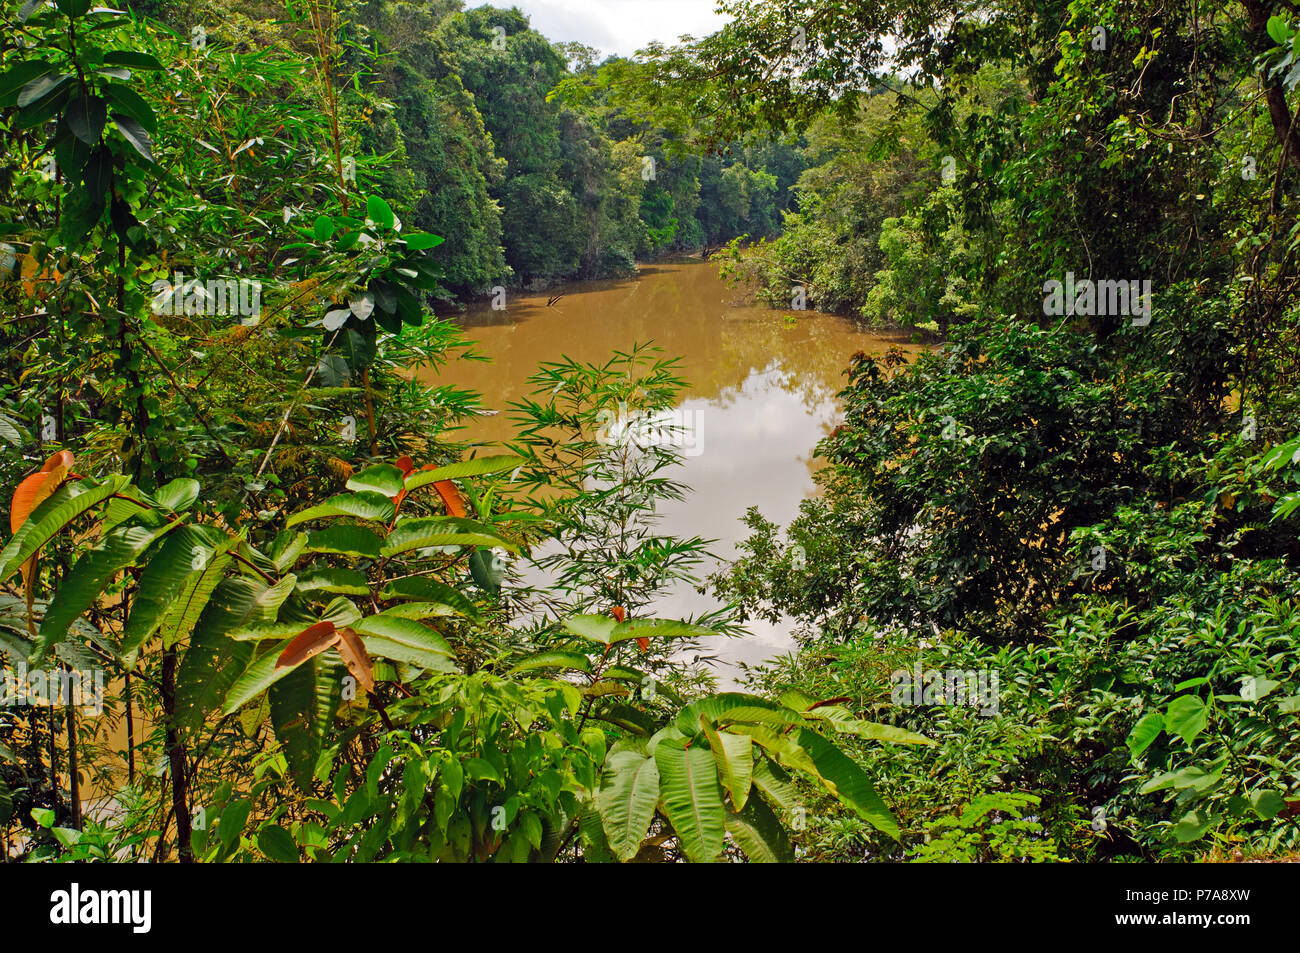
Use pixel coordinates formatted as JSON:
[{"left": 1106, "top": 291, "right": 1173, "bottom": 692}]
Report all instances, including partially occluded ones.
[{"left": 417, "top": 258, "right": 915, "bottom": 687}]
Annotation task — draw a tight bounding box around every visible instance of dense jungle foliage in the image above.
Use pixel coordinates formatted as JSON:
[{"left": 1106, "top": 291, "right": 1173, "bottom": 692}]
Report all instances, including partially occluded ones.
[{"left": 0, "top": 0, "right": 1298, "bottom": 864}]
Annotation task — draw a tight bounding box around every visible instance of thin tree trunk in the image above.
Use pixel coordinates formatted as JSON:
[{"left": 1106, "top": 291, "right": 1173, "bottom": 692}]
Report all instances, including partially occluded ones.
[{"left": 161, "top": 646, "right": 192, "bottom": 862}]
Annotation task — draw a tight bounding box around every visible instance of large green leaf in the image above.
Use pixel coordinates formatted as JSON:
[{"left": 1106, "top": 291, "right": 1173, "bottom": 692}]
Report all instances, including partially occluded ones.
[
  {"left": 35, "top": 518, "right": 180, "bottom": 660},
  {"left": 700, "top": 716, "right": 753, "bottom": 810},
  {"left": 596, "top": 749, "right": 660, "bottom": 861},
  {"left": 294, "top": 567, "right": 370, "bottom": 596},
  {"left": 176, "top": 577, "right": 262, "bottom": 730},
  {"left": 1164, "top": 695, "right": 1208, "bottom": 747},
  {"left": 0, "top": 476, "right": 128, "bottom": 584},
  {"left": 791, "top": 728, "right": 899, "bottom": 840},
  {"left": 353, "top": 615, "right": 457, "bottom": 672},
  {"left": 157, "top": 536, "right": 238, "bottom": 649},
  {"left": 379, "top": 577, "right": 479, "bottom": 619},
  {"left": 381, "top": 518, "right": 519, "bottom": 556},
  {"left": 674, "top": 693, "right": 784, "bottom": 735},
  {"left": 303, "top": 525, "right": 383, "bottom": 559},
  {"left": 345, "top": 464, "right": 405, "bottom": 497},
  {"left": 654, "top": 737, "right": 726, "bottom": 863},
  {"left": 725, "top": 794, "right": 793, "bottom": 863},
  {"left": 222, "top": 650, "right": 297, "bottom": 715},
  {"left": 120, "top": 525, "right": 229, "bottom": 663},
  {"left": 402, "top": 455, "right": 527, "bottom": 492},
  {"left": 270, "top": 654, "right": 341, "bottom": 790},
  {"left": 511, "top": 651, "right": 593, "bottom": 675},
  {"left": 287, "top": 491, "right": 395, "bottom": 527}
]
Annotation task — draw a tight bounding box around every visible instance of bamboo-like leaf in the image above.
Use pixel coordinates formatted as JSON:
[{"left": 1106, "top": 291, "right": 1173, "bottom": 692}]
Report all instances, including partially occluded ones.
[
  {"left": 596, "top": 749, "right": 660, "bottom": 861},
  {"left": 654, "top": 737, "right": 726, "bottom": 863}
]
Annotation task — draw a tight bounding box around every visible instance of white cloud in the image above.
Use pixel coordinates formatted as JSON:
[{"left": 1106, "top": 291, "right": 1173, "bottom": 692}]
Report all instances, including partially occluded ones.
[{"left": 479, "top": 0, "right": 731, "bottom": 58}]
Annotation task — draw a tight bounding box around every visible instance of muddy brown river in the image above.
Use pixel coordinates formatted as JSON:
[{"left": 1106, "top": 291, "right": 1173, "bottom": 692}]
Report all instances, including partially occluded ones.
[{"left": 418, "top": 258, "right": 916, "bottom": 686}]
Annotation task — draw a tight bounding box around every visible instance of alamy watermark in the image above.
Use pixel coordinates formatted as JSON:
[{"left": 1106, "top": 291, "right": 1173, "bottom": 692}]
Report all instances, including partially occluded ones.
[
  {"left": 1, "top": 663, "right": 104, "bottom": 715},
  {"left": 1042, "top": 272, "right": 1152, "bottom": 326},
  {"left": 595, "top": 401, "right": 704, "bottom": 458},
  {"left": 151, "top": 271, "right": 262, "bottom": 324},
  {"left": 890, "top": 663, "right": 1000, "bottom": 716}
]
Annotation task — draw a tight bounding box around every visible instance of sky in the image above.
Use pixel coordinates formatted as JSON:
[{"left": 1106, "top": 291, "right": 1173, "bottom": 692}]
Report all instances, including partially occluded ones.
[{"left": 476, "top": 0, "right": 731, "bottom": 58}]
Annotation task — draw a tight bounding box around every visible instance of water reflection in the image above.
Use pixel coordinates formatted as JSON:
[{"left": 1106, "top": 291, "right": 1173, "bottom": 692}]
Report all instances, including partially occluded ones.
[{"left": 418, "top": 258, "right": 915, "bottom": 685}]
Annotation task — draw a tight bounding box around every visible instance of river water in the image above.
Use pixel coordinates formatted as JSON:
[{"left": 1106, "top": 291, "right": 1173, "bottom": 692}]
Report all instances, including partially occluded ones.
[{"left": 418, "top": 258, "right": 915, "bottom": 687}]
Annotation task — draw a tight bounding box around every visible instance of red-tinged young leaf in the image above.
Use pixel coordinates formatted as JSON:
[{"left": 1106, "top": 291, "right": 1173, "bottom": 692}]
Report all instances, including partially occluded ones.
[
  {"left": 432, "top": 479, "right": 467, "bottom": 518},
  {"left": 276, "top": 620, "right": 340, "bottom": 670},
  {"left": 335, "top": 626, "right": 375, "bottom": 693}
]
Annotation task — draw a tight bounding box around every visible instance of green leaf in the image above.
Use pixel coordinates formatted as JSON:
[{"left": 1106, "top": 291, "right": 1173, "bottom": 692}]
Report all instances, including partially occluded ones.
[
  {"left": 287, "top": 491, "right": 396, "bottom": 527},
  {"left": 102, "top": 50, "right": 165, "bottom": 70},
  {"left": 313, "top": 215, "right": 334, "bottom": 241},
  {"left": 100, "top": 82, "right": 156, "bottom": 135},
  {"left": 66, "top": 94, "right": 107, "bottom": 144},
  {"left": 294, "top": 567, "right": 370, "bottom": 596},
  {"left": 1251, "top": 790, "right": 1287, "bottom": 820},
  {"left": 1172, "top": 809, "right": 1217, "bottom": 843},
  {"left": 1164, "top": 695, "right": 1208, "bottom": 747},
  {"left": 725, "top": 794, "right": 793, "bottom": 863},
  {"left": 303, "top": 525, "right": 383, "bottom": 559},
  {"left": 176, "top": 577, "right": 261, "bottom": 730},
  {"left": 119, "top": 525, "right": 227, "bottom": 662},
  {"left": 258, "top": 825, "right": 299, "bottom": 862},
  {"left": 1126, "top": 711, "right": 1164, "bottom": 759},
  {"left": 700, "top": 717, "right": 753, "bottom": 810},
  {"left": 270, "top": 654, "right": 340, "bottom": 790},
  {"left": 403, "top": 233, "right": 444, "bottom": 250},
  {"left": 0, "top": 61, "right": 56, "bottom": 108},
  {"left": 510, "top": 651, "right": 592, "bottom": 675},
  {"left": 378, "top": 577, "right": 478, "bottom": 619},
  {"left": 402, "top": 455, "right": 526, "bottom": 491},
  {"left": 222, "top": 651, "right": 297, "bottom": 715},
  {"left": 1268, "top": 14, "right": 1292, "bottom": 46},
  {"left": 157, "top": 536, "right": 237, "bottom": 649},
  {"left": 791, "top": 728, "right": 899, "bottom": 840},
  {"left": 596, "top": 749, "right": 660, "bottom": 861},
  {"left": 16, "top": 72, "right": 71, "bottom": 109},
  {"left": 382, "top": 517, "right": 519, "bottom": 556},
  {"left": 111, "top": 112, "right": 152, "bottom": 162},
  {"left": 561, "top": 614, "right": 617, "bottom": 644},
  {"left": 345, "top": 464, "right": 405, "bottom": 497},
  {"left": 366, "top": 195, "right": 394, "bottom": 231},
  {"left": 654, "top": 737, "right": 726, "bottom": 863},
  {"left": 153, "top": 478, "right": 200, "bottom": 512},
  {"left": 353, "top": 615, "right": 457, "bottom": 672}
]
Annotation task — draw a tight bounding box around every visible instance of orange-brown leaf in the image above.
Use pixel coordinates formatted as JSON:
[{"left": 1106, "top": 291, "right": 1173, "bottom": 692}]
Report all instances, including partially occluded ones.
[
  {"left": 432, "top": 479, "right": 467, "bottom": 518},
  {"left": 276, "top": 620, "right": 340, "bottom": 670},
  {"left": 10, "top": 451, "right": 75, "bottom": 533},
  {"left": 635, "top": 637, "right": 649, "bottom": 652},
  {"left": 335, "top": 627, "right": 375, "bottom": 694},
  {"left": 611, "top": 606, "right": 626, "bottom": 623}
]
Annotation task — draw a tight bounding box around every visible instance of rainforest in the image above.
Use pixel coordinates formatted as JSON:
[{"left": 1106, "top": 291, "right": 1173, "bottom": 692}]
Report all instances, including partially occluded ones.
[{"left": 0, "top": 0, "right": 1298, "bottom": 875}]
